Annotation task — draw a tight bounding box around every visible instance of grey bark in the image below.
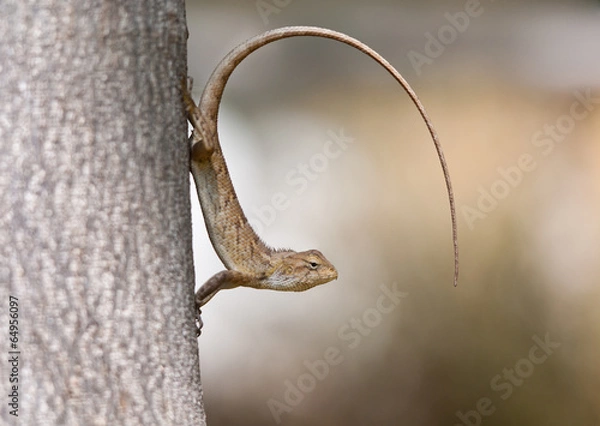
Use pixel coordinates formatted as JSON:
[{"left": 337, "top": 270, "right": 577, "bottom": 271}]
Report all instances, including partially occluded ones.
[{"left": 0, "top": 1, "right": 205, "bottom": 424}]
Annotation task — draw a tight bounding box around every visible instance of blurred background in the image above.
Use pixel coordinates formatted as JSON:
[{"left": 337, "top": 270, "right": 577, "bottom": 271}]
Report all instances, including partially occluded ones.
[{"left": 186, "top": 1, "right": 600, "bottom": 425}]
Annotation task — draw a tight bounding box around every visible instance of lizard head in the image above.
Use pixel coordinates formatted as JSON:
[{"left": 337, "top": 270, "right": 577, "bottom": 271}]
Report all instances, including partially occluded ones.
[{"left": 266, "top": 249, "right": 338, "bottom": 291}]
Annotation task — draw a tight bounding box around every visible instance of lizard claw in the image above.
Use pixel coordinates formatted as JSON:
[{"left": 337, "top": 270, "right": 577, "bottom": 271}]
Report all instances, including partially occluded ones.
[{"left": 195, "top": 308, "right": 203, "bottom": 337}]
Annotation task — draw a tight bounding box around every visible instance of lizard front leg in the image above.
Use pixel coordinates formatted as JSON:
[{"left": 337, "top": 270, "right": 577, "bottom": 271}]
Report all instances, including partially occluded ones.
[
  {"left": 195, "top": 270, "right": 253, "bottom": 335},
  {"left": 195, "top": 269, "right": 253, "bottom": 307}
]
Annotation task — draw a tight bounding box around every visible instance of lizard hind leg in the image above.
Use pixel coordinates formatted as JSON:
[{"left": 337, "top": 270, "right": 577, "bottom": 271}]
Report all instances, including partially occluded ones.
[
  {"left": 190, "top": 135, "right": 214, "bottom": 161},
  {"left": 182, "top": 81, "right": 216, "bottom": 161}
]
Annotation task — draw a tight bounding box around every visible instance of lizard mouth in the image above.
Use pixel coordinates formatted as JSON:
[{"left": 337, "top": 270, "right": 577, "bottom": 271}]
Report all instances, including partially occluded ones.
[{"left": 324, "top": 268, "right": 338, "bottom": 283}]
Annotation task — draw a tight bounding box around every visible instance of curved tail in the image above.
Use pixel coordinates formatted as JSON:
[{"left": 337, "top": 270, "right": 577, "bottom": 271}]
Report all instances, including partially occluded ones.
[{"left": 198, "top": 26, "right": 459, "bottom": 286}]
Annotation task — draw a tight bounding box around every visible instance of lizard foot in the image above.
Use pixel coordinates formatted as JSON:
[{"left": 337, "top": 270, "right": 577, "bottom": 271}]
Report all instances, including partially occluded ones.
[{"left": 195, "top": 308, "right": 203, "bottom": 337}]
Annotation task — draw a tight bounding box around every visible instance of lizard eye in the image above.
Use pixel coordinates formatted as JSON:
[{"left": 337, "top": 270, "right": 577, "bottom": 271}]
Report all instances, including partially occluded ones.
[{"left": 308, "top": 261, "right": 319, "bottom": 270}]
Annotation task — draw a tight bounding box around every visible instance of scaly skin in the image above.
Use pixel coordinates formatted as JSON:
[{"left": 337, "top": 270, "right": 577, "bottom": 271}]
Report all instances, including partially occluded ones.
[
  {"left": 184, "top": 26, "right": 459, "bottom": 311},
  {"left": 184, "top": 87, "right": 338, "bottom": 309}
]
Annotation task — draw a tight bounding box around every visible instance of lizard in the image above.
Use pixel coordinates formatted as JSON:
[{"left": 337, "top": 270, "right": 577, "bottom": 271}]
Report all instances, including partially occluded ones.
[{"left": 183, "top": 26, "right": 459, "bottom": 318}]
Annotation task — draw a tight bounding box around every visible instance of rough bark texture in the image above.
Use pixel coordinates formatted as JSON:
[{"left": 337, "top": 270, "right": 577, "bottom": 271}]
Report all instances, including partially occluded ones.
[{"left": 0, "top": 1, "right": 205, "bottom": 424}]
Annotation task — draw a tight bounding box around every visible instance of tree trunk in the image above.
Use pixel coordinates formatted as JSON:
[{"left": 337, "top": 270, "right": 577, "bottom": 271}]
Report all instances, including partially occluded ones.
[{"left": 0, "top": 1, "right": 205, "bottom": 424}]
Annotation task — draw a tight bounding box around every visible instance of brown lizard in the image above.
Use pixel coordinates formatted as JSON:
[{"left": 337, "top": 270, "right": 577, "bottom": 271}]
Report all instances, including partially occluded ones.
[{"left": 184, "top": 26, "right": 459, "bottom": 315}]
